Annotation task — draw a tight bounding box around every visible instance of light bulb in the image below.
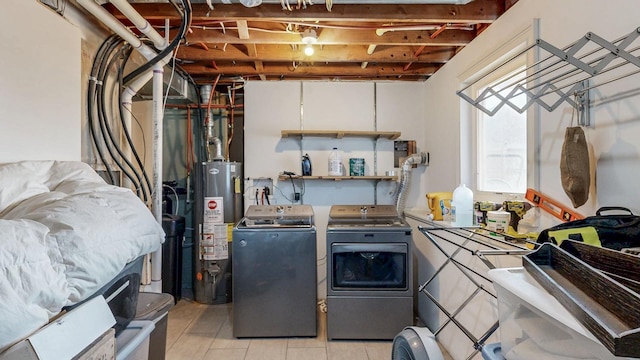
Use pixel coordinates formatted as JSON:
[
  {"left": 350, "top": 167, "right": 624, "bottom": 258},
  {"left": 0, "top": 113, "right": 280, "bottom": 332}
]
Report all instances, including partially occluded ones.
[{"left": 304, "top": 44, "right": 314, "bottom": 56}]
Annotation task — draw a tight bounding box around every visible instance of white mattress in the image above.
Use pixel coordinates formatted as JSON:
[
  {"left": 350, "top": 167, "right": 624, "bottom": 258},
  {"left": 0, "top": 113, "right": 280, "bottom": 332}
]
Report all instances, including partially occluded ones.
[{"left": 0, "top": 161, "right": 165, "bottom": 352}]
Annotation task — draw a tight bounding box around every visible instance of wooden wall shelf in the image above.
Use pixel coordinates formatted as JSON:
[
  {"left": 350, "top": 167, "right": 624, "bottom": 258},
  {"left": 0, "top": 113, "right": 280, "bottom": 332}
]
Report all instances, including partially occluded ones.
[{"left": 281, "top": 130, "right": 401, "bottom": 140}]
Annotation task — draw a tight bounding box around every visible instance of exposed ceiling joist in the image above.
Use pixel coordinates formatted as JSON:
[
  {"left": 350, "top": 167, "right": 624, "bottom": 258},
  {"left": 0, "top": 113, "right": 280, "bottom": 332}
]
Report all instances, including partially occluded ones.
[
  {"left": 112, "top": 1, "right": 504, "bottom": 23},
  {"left": 104, "top": 0, "right": 516, "bottom": 83}
]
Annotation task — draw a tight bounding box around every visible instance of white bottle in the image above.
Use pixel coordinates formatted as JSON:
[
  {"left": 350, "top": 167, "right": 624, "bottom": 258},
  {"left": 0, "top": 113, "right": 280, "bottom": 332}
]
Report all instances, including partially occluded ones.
[
  {"left": 451, "top": 184, "right": 474, "bottom": 227},
  {"left": 328, "top": 147, "right": 344, "bottom": 176}
]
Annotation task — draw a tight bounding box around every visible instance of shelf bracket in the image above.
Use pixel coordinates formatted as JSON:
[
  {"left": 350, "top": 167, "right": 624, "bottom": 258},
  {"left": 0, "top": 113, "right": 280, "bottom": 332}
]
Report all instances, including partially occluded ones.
[{"left": 575, "top": 81, "right": 590, "bottom": 127}]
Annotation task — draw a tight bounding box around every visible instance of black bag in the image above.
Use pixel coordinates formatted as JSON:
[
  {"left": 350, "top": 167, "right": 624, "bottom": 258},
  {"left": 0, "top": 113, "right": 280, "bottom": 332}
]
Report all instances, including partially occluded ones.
[{"left": 537, "top": 207, "right": 640, "bottom": 251}]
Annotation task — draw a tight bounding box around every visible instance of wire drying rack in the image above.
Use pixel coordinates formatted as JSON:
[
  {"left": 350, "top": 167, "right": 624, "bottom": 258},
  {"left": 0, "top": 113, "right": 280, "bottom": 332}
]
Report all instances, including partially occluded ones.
[{"left": 417, "top": 224, "right": 535, "bottom": 360}]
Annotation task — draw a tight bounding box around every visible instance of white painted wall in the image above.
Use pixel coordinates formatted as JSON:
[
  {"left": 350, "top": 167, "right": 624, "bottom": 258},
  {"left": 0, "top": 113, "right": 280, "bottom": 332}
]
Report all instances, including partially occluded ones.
[
  {"left": 244, "top": 80, "right": 427, "bottom": 297},
  {"left": 423, "top": 0, "right": 640, "bottom": 218},
  {"left": 0, "top": 0, "right": 81, "bottom": 162},
  {"left": 420, "top": 0, "right": 640, "bottom": 358}
]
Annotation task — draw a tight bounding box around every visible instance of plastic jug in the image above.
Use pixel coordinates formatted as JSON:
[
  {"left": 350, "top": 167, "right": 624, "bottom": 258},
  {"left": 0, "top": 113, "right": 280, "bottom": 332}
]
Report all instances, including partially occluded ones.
[
  {"left": 451, "top": 184, "right": 474, "bottom": 227},
  {"left": 426, "top": 192, "right": 452, "bottom": 221},
  {"left": 328, "top": 148, "right": 344, "bottom": 176}
]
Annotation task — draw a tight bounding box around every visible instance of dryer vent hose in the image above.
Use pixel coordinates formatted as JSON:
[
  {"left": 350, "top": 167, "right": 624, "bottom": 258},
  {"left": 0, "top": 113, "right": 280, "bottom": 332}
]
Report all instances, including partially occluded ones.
[{"left": 395, "top": 152, "right": 429, "bottom": 216}]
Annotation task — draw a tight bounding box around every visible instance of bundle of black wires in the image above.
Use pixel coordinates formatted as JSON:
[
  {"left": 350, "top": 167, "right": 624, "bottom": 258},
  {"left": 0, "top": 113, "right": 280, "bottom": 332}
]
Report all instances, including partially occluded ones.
[{"left": 87, "top": 0, "right": 193, "bottom": 204}]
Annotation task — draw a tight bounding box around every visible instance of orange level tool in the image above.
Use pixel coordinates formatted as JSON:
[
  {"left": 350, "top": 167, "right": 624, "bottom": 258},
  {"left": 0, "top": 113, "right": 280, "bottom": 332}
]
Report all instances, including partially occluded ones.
[{"left": 525, "top": 188, "right": 584, "bottom": 222}]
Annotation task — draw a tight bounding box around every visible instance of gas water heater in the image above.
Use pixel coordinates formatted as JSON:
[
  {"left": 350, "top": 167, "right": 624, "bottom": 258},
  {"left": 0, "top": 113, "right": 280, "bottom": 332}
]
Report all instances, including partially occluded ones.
[{"left": 193, "top": 160, "right": 243, "bottom": 304}]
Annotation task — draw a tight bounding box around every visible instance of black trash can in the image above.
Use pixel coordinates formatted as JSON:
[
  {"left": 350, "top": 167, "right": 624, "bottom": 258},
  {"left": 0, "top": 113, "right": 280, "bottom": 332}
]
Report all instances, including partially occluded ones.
[
  {"left": 135, "top": 292, "right": 175, "bottom": 360},
  {"left": 162, "top": 214, "right": 185, "bottom": 302}
]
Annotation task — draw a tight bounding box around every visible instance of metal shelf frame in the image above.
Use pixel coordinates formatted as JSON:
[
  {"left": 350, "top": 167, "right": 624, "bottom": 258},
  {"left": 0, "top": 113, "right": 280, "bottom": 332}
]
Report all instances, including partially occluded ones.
[
  {"left": 458, "top": 26, "right": 640, "bottom": 127},
  {"left": 417, "top": 224, "right": 534, "bottom": 360}
]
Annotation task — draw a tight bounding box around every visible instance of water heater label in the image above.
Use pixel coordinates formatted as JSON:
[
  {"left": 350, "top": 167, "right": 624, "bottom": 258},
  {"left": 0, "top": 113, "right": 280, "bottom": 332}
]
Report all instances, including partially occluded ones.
[
  {"left": 201, "top": 233, "right": 228, "bottom": 260},
  {"left": 203, "top": 196, "right": 224, "bottom": 224},
  {"left": 208, "top": 168, "right": 220, "bottom": 175}
]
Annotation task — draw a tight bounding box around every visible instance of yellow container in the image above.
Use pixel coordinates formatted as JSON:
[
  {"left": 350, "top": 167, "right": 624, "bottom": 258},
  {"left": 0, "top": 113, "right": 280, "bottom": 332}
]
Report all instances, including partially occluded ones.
[{"left": 426, "top": 192, "right": 452, "bottom": 221}]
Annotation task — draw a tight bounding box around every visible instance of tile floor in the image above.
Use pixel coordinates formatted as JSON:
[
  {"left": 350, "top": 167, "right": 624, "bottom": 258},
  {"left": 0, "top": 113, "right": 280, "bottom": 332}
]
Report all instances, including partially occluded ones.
[{"left": 165, "top": 300, "right": 454, "bottom": 360}]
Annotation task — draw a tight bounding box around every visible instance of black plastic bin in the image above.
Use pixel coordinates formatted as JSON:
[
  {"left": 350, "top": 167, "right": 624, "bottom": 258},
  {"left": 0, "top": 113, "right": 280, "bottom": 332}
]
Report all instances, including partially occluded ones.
[
  {"left": 162, "top": 214, "right": 185, "bottom": 302},
  {"left": 135, "top": 292, "right": 175, "bottom": 360}
]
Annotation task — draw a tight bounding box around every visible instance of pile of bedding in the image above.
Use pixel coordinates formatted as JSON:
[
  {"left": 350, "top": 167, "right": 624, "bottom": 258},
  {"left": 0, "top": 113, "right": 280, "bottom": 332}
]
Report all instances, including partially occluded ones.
[{"left": 0, "top": 160, "right": 165, "bottom": 352}]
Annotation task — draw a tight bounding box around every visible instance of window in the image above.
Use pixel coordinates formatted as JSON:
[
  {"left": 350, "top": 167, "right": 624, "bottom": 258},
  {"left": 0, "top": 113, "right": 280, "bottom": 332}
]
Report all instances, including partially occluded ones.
[
  {"left": 473, "top": 65, "right": 528, "bottom": 194},
  {"left": 459, "top": 24, "right": 537, "bottom": 199}
]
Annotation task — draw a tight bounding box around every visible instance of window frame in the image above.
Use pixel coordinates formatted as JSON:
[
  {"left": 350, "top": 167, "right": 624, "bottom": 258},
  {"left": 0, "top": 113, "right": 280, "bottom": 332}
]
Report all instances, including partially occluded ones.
[{"left": 458, "top": 23, "right": 539, "bottom": 203}]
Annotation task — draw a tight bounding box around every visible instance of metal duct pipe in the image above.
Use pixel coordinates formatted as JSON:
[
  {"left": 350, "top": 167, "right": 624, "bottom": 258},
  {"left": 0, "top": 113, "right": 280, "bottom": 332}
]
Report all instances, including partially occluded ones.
[
  {"left": 208, "top": 137, "right": 224, "bottom": 161},
  {"left": 395, "top": 152, "right": 428, "bottom": 216}
]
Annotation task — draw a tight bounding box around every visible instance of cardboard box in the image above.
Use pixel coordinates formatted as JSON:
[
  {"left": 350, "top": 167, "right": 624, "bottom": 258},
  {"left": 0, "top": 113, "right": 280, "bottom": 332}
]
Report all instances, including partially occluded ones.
[
  {"left": 0, "top": 296, "right": 116, "bottom": 360},
  {"left": 75, "top": 329, "right": 115, "bottom": 360}
]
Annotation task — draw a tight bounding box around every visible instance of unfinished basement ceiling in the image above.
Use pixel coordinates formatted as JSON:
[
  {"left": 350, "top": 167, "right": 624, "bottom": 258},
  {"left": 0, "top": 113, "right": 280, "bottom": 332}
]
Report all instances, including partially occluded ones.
[{"left": 105, "top": 0, "right": 519, "bottom": 84}]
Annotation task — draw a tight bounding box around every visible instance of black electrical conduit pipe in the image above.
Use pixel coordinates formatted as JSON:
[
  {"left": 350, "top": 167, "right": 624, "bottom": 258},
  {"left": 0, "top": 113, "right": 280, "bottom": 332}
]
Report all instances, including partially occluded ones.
[
  {"left": 87, "top": 0, "right": 192, "bottom": 202},
  {"left": 87, "top": 34, "right": 122, "bottom": 186},
  {"left": 98, "top": 42, "right": 150, "bottom": 201},
  {"left": 93, "top": 38, "right": 148, "bottom": 201},
  {"left": 123, "top": 0, "right": 191, "bottom": 86}
]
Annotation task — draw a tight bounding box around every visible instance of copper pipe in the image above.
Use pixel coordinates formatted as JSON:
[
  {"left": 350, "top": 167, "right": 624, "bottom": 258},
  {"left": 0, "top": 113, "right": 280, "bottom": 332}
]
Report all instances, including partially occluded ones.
[
  {"left": 403, "top": 45, "right": 426, "bottom": 72},
  {"left": 430, "top": 24, "right": 448, "bottom": 39}
]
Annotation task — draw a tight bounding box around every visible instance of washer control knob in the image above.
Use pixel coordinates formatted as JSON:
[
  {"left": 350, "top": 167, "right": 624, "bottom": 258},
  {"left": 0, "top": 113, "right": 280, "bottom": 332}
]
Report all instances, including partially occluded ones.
[{"left": 360, "top": 206, "right": 368, "bottom": 214}]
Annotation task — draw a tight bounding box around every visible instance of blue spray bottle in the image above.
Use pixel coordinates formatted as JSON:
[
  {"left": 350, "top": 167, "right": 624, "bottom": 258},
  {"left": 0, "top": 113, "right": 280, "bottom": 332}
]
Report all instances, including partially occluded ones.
[{"left": 302, "top": 153, "right": 312, "bottom": 176}]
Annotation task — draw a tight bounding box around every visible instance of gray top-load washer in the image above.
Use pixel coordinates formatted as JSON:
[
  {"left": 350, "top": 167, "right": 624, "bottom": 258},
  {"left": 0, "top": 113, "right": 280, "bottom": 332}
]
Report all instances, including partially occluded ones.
[{"left": 232, "top": 205, "right": 317, "bottom": 338}]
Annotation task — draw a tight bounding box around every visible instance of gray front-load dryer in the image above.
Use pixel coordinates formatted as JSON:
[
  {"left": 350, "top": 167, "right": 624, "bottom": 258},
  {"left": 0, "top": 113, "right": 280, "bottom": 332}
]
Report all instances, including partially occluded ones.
[{"left": 232, "top": 205, "right": 317, "bottom": 337}]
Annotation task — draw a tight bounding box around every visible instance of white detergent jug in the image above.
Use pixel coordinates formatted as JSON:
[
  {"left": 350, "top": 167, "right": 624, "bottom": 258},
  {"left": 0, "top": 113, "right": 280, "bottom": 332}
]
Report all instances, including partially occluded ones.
[
  {"left": 451, "top": 184, "right": 474, "bottom": 227},
  {"left": 328, "top": 148, "right": 344, "bottom": 176}
]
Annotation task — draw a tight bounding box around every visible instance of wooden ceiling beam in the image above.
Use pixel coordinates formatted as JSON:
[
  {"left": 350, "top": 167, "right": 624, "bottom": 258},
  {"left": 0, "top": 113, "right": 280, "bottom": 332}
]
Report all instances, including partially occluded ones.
[
  {"left": 236, "top": 20, "right": 250, "bottom": 39},
  {"left": 183, "top": 28, "right": 473, "bottom": 46},
  {"left": 191, "top": 74, "right": 428, "bottom": 83},
  {"left": 177, "top": 44, "right": 456, "bottom": 63},
  {"left": 180, "top": 62, "right": 440, "bottom": 76},
  {"left": 112, "top": 1, "right": 503, "bottom": 23}
]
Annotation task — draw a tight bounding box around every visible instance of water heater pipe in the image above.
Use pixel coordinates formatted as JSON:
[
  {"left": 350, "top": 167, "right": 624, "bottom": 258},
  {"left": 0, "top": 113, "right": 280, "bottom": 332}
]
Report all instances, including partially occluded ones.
[{"left": 395, "top": 152, "right": 429, "bottom": 216}]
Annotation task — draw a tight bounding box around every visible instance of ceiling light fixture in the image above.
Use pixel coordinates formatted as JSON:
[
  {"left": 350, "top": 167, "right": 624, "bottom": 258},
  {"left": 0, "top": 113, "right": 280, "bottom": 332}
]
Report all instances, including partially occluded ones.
[{"left": 301, "top": 29, "right": 317, "bottom": 56}]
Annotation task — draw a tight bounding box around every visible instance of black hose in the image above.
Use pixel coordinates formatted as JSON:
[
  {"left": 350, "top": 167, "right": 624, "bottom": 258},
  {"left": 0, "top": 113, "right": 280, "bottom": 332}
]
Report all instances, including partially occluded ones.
[
  {"left": 89, "top": 35, "right": 152, "bottom": 201},
  {"left": 116, "top": 45, "right": 153, "bottom": 201},
  {"left": 95, "top": 40, "right": 145, "bottom": 198},
  {"left": 123, "top": 0, "right": 191, "bottom": 85},
  {"left": 87, "top": 0, "right": 192, "bottom": 202},
  {"left": 87, "top": 34, "right": 122, "bottom": 184},
  {"left": 103, "top": 44, "right": 150, "bottom": 200}
]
